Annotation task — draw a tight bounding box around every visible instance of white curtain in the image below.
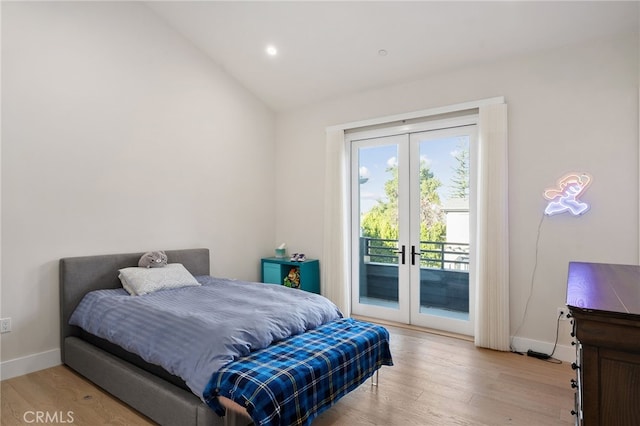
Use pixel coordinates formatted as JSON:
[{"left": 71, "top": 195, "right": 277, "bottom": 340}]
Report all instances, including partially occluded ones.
[
  {"left": 474, "top": 103, "right": 510, "bottom": 351},
  {"left": 321, "top": 128, "right": 351, "bottom": 317}
]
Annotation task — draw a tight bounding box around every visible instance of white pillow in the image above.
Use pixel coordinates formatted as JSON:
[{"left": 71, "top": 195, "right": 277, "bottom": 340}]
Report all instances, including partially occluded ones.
[{"left": 118, "top": 263, "right": 200, "bottom": 296}]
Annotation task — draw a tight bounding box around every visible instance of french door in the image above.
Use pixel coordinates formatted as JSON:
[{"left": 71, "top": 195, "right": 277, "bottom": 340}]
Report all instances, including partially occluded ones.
[{"left": 350, "top": 119, "right": 477, "bottom": 335}]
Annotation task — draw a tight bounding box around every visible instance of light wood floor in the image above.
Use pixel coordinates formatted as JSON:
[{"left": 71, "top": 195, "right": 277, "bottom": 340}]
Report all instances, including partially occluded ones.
[{"left": 1, "top": 325, "right": 575, "bottom": 425}]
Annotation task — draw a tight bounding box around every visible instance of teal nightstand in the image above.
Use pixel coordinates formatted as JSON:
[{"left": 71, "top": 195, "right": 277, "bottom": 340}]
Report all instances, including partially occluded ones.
[{"left": 261, "top": 257, "right": 320, "bottom": 294}]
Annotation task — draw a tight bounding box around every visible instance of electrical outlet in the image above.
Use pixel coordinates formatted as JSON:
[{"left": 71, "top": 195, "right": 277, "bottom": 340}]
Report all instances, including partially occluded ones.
[
  {"left": 0, "top": 318, "right": 11, "bottom": 333},
  {"left": 557, "top": 307, "right": 569, "bottom": 321}
]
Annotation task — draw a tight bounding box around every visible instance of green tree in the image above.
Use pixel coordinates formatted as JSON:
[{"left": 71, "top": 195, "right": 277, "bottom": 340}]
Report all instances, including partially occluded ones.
[
  {"left": 449, "top": 143, "right": 469, "bottom": 199},
  {"left": 361, "top": 160, "right": 446, "bottom": 264},
  {"left": 361, "top": 164, "right": 399, "bottom": 242}
]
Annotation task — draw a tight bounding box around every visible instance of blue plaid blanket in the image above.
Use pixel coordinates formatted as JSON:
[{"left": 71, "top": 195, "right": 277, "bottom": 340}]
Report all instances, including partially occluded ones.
[{"left": 203, "top": 318, "right": 393, "bottom": 426}]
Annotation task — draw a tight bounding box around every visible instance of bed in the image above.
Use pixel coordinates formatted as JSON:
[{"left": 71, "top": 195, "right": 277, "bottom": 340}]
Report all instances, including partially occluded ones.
[{"left": 60, "top": 248, "right": 392, "bottom": 426}]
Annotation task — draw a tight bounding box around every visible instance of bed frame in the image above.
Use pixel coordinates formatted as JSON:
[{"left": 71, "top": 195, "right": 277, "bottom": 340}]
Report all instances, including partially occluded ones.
[{"left": 59, "top": 248, "right": 248, "bottom": 426}]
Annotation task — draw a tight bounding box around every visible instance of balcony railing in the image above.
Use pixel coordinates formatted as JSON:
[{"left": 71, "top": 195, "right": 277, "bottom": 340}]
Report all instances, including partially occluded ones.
[
  {"left": 359, "top": 237, "right": 470, "bottom": 313},
  {"left": 361, "top": 237, "right": 469, "bottom": 270}
]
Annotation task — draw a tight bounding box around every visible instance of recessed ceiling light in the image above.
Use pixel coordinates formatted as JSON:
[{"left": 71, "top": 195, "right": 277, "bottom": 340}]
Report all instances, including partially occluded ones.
[
  {"left": 378, "top": 49, "right": 388, "bottom": 56},
  {"left": 266, "top": 45, "right": 278, "bottom": 56}
]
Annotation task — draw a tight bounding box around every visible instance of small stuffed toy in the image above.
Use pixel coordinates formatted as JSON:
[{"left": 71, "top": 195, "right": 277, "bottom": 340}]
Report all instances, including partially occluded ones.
[
  {"left": 283, "top": 267, "right": 300, "bottom": 289},
  {"left": 138, "top": 251, "right": 168, "bottom": 268}
]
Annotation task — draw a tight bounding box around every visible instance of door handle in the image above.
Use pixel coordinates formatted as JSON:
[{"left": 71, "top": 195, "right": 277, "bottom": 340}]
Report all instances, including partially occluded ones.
[
  {"left": 411, "top": 245, "right": 421, "bottom": 266},
  {"left": 393, "top": 245, "right": 406, "bottom": 265}
]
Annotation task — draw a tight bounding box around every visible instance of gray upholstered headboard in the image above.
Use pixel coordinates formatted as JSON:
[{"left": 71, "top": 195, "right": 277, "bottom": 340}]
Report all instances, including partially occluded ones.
[{"left": 59, "top": 248, "right": 210, "bottom": 361}]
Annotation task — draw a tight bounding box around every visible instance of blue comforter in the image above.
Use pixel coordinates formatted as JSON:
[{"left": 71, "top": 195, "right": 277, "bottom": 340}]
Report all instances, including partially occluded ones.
[{"left": 69, "top": 276, "right": 342, "bottom": 399}]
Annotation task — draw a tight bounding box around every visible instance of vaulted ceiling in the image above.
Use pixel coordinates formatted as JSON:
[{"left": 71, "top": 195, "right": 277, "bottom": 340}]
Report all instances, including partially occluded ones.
[{"left": 146, "top": 1, "right": 639, "bottom": 112}]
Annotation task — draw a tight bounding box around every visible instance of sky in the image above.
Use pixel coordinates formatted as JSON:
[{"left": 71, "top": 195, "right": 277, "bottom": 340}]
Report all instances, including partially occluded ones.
[{"left": 358, "top": 135, "right": 469, "bottom": 214}]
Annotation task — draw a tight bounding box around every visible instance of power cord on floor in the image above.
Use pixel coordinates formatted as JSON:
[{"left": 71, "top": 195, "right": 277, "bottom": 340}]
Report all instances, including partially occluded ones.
[
  {"left": 509, "top": 213, "right": 564, "bottom": 364},
  {"left": 545, "top": 312, "right": 563, "bottom": 364}
]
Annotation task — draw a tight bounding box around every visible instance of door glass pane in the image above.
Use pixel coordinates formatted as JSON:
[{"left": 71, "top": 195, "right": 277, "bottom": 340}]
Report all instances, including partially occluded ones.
[
  {"left": 357, "top": 143, "right": 400, "bottom": 310},
  {"left": 417, "top": 135, "right": 470, "bottom": 321}
]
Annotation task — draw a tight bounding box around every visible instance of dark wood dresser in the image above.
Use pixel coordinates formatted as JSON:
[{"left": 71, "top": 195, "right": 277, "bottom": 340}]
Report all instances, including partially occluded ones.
[{"left": 566, "top": 261, "right": 640, "bottom": 425}]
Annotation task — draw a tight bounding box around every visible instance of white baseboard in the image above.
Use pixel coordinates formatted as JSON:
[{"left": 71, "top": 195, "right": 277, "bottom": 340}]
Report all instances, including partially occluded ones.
[
  {"left": 0, "top": 348, "right": 61, "bottom": 381},
  {"left": 511, "top": 336, "right": 575, "bottom": 363}
]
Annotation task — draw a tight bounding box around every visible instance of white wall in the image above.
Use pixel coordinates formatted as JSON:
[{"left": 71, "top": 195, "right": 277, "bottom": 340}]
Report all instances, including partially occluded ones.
[
  {"left": 1, "top": 2, "right": 637, "bottom": 378},
  {"left": 1, "top": 2, "right": 276, "bottom": 372},
  {"left": 275, "top": 32, "right": 639, "bottom": 353}
]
